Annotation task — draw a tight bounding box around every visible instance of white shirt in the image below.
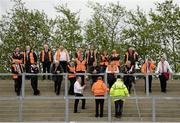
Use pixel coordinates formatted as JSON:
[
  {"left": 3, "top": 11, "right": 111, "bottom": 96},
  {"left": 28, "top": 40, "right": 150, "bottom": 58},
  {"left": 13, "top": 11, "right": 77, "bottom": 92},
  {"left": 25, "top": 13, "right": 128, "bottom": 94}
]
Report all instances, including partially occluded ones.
[
  {"left": 54, "top": 50, "right": 70, "bottom": 62},
  {"left": 156, "top": 61, "right": 173, "bottom": 74},
  {"left": 105, "top": 66, "right": 119, "bottom": 73},
  {"left": 74, "top": 81, "right": 84, "bottom": 94}
]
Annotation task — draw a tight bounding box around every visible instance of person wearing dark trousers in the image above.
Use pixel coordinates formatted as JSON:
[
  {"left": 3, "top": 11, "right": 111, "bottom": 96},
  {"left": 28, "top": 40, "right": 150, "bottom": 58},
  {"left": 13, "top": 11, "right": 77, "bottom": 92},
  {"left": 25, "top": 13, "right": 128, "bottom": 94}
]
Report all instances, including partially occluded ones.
[
  {"left": 89, "top": 62, "right": 100, "bottom": 86},
  {"left": 12, "top": 60, "right": 24, "bottom": 96},
  {"left": 123, "top": 61, "right": 135, "bottom": 94},
  {"left": 156, "top": 57, "right": 173, "bottom": 93},
  {"left": 23, "top": 46, "right": 37, "bottom": 79},
  {"left": 30, "top": 64, "right": 40, "bottom": 95},
  {"left": 141, "top": 59, "right": 155, "bottom": 93},
  {"left": 51, "top": 61, "right": 64, "bottom": 95},
  {"left": 91, "top": 77, "right": 109, "bottom": 117},
  {"left": 106, "top": 61, "right": 119, "bottom": 89},
  {"left": 67, "top": 61, "right": 76, "bottom": 95},
  {"left": 110, "top": 78, "right": 129, "bottom": 118},
  {"left": 74, "top": 77, "right": 86, "bottom": 113},
  {"left": 40, "top": 44, "right": 53, "bottom": 80}
]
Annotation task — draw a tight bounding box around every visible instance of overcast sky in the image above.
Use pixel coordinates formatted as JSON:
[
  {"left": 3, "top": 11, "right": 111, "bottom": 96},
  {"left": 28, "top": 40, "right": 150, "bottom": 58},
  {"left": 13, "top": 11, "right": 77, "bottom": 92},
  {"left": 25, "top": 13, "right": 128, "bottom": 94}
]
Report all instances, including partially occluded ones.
[{"left": 0, "top": 0, "right": 180, "bottom": 21}]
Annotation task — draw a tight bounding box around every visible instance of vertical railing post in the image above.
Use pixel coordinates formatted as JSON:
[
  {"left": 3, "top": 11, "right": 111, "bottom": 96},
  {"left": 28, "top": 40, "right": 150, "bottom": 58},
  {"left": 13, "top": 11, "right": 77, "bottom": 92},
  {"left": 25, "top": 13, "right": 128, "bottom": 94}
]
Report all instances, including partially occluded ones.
[
  {"left": 108, "top": 95, "right": 112, "bottom": 122},
  {"left": 19, "top": 73, "right": 25, "bottom": 122},
  {"left": 152, "top": 97, "right": 156, "bottom": 122},
  {"left": 105, "top": 73, "right": 108, "bottom": 85},
  {"left": 145, "top": 73, "right": 149, "bottom": 96},
  {"left": 64, "top": 73, "right": 69, "bottom": 122}
]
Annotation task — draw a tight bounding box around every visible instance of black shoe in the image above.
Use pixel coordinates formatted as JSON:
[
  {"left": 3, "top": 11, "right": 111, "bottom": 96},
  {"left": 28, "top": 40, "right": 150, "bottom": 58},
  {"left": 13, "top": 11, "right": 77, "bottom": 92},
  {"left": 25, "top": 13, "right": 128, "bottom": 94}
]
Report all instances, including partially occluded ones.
[
  {"left": 82, "top": 107, "right": 85, "bottom": 109},
  {"left": 74, "top": 111, "right": 77, "bottom": 113},
  {"left": 16, "top": 92, "right": 20, "bottom": 96},
  {"left": 34, "top": 90, "right": 40, "bottom": 95},
  {"left": 100, "top": 114, "right": 103, "bottom": 117},
  {"left": 95, "top": 114, "right": 99, "bottom": 117}
]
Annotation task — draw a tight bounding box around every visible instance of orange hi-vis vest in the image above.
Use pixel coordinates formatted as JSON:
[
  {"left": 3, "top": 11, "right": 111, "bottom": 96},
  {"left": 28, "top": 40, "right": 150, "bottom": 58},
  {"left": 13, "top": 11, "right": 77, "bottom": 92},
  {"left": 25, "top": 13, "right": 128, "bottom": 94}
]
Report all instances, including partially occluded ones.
[
  {"left": 68, "top": 65, "right": 76, "bottom": 78},
  {"left": 100, "top": 55, "right": 108, "bottom": 66},
  {"left": 12, "top": 64, "right": 23, "bottom": 79},
  {"left": 113, "top": 60, "right": 120, "bottom": 67},
  {"left": 76, "top": 60, "right": 86, "bottom": 72},
  {"left": 41, "top": 50, "right": 52, "bottom": 62},
  {"left": 107, "top": 65, "right": 118, "bottom": 74},
  {"left": 141, "top": 63, "right": 155, "bottom": 74},
  {"left": 24, "top": 52, "right": 35, "bottom": 64},
  {"left": 92, "top": 80, "right": 109, "bottom": 96},
  {"left": 55, "top": 50, "right": 68, "bottom": 61}
]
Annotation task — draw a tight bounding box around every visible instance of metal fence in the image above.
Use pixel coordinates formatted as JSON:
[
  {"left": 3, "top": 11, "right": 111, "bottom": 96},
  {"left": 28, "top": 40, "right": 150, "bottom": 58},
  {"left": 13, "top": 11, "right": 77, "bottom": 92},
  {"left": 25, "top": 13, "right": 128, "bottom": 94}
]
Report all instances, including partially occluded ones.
[{"left": 0, "top": 72, "right": 180, "bottom": 122}]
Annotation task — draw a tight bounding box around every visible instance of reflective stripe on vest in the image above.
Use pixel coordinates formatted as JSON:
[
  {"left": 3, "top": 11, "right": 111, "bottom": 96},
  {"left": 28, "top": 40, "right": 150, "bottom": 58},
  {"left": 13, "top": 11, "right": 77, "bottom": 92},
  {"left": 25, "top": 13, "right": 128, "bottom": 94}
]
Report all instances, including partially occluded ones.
[{"left": 41, "top": 50, "right": 52, "bottom": 62}]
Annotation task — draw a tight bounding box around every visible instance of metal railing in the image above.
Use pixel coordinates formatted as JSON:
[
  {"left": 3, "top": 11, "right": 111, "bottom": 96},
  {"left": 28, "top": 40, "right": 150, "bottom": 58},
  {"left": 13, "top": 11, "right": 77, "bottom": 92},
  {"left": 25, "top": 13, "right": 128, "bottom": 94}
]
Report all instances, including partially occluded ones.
[{"left": 0, "top": 72, "right": 180, "bottom": 122}]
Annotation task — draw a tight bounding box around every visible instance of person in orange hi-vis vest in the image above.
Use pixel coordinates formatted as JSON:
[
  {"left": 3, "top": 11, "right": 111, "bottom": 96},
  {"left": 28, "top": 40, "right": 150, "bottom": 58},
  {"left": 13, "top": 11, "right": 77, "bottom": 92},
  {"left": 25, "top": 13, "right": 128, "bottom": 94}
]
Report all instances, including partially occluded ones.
[
  {"left": 109, "top": 49, "right": 121, "bottom": 68},
  {"left": 141, "top": 58, "right": 156, "bottom": 93},
  {"left": 11, "top": 59, "right": 24, "bottom": 96},
  {"left": 106, "top": 61, "right": 119, "bottom": 89},
  {"left": 23, "top": 46, "right": 37, "bottom": 79},
  {"left": 75, "top": 56, "right": 86, "bottom": 86},
  {"left": 99, "top": 51, "right": 109, "bottom": 73},
  {"left": 67, "top": 61, "right": 76, "bottom": 95},
  {"left": 54, "top": 45, "right": 70, "bottom": 73},
  {"left": 12, "top": 47, "right": 23, "bottom": 64},
  {"left": 75, "top": 48, "right": 85, "bottom": 62},
  {"left": 40, "top": 44, "right": 53, "bottom": 80},
  {"left": 92, "top": 77, "right": 109, "bottom": 117}
]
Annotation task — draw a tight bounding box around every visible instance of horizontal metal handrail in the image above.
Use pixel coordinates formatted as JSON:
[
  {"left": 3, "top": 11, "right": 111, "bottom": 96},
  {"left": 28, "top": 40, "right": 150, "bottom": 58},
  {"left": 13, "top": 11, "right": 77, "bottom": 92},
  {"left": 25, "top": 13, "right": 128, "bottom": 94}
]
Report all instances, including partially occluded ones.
[{"left": 0, "top": 72, "right": 180, "bottom": 76}]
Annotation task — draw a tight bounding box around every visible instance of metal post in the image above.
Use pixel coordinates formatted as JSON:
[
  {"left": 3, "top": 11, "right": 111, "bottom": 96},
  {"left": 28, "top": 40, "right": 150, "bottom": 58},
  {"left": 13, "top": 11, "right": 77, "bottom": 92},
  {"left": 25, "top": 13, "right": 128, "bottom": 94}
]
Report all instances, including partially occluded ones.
[
  {"left": 19, "top": 73, "right": 25, "bottom": 122},
  {"left": 152, "top": 97, "right": 156, "bottom": 122},
  {"left": 145, "top": 73, "right": 149, "bottom": 96},
  {"left": 64, "top": 73, "right": 69, "bottom": 122},
  {"left": 108, "top": 95, "right": 112, "bottom": 122},
  {"left": 105, "top": 73, "right": 108, "bottom": 85},
  {"left": 22, "top": 73, "right": 25, "bottom": 98}
]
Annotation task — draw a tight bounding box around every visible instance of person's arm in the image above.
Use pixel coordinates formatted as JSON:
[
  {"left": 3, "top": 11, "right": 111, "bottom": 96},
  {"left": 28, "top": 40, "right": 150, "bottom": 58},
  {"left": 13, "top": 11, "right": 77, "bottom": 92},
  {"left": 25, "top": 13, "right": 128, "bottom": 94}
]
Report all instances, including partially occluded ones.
[
  {"left": 12, "top": 66, "right": 18, "bottom": 74},
  {"left": 155, "top": 63, "right": 160, "bottom": 74},
  {"left": 91, "top": 84, "right": 95, "bottom": 95},
  {"left": 54, "top": 52, "right": 57, "bottom": 63}
]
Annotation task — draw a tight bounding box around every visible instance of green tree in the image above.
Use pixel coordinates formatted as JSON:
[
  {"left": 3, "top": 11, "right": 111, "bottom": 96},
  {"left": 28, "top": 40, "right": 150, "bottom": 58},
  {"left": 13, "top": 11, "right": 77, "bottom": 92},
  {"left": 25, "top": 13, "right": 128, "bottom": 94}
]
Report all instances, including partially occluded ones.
[
  {"left": 53, "top": 4, "right": 83, "bottom": 57},
  {"left": 122, "top": 7, "right": 162, "bottom": 62},
  {"left": 150, "top": 0, "right": 180, "bottom": 71},
  {"left": 0, "top": 0, "right": 52, "bottom": 72},
  {"left": 85, "top": 2, "right": 126, "bottom": 52}
]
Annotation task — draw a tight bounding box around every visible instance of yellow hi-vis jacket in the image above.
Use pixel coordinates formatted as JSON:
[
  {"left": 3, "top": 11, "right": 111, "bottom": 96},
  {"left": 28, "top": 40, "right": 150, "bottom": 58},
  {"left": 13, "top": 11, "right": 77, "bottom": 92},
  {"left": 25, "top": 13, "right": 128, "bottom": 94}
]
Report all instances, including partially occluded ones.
[{"left": 110, "top": 79, "right": 129, "bottom": 101}]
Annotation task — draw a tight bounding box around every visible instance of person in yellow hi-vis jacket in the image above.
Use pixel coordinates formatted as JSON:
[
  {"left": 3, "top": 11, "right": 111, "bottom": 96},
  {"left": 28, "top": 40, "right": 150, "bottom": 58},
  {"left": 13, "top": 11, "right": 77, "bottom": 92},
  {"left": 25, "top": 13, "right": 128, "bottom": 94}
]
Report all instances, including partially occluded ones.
[{"left": 110, "top": 78, "right": 129, "bottom": 118}]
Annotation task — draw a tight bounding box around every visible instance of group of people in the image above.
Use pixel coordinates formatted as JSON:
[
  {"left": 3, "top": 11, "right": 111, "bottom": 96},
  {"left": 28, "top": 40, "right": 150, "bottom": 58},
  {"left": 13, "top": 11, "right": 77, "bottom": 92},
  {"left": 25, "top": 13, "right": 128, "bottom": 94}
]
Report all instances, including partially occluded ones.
[
  {"left": 11, "top": 44, "right": 173, "bottom": 96},
  {"left": 11, "top": 44, "right": 173, "bottom": 118}
]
